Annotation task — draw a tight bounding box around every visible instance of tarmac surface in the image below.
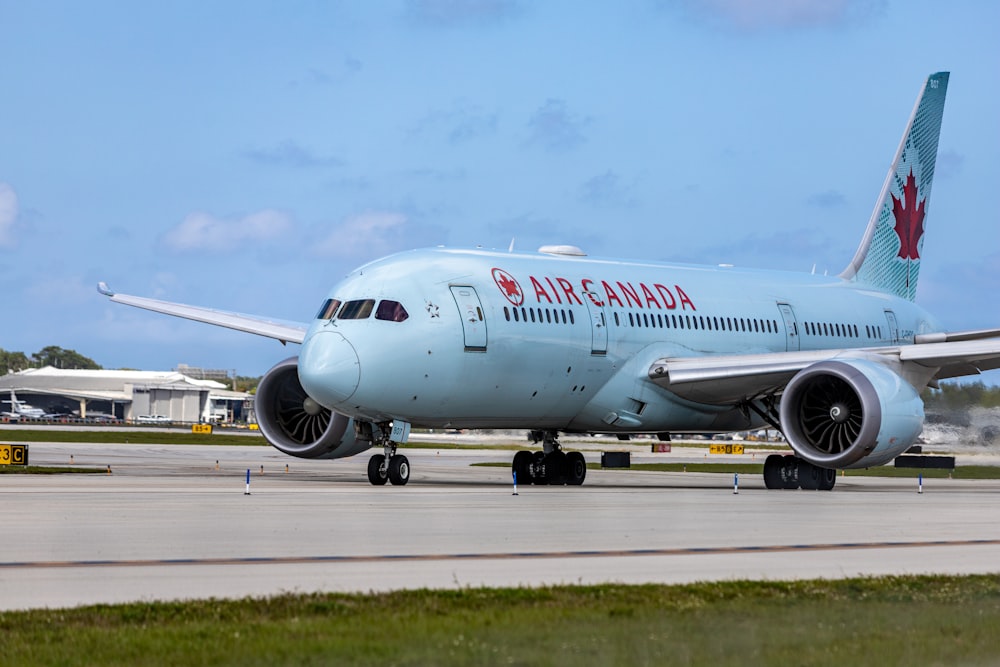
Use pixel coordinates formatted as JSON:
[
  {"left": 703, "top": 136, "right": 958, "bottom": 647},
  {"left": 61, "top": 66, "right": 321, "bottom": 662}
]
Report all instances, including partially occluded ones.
[{"left": 2, "top": 436, "right": 999, "bottom": 611}]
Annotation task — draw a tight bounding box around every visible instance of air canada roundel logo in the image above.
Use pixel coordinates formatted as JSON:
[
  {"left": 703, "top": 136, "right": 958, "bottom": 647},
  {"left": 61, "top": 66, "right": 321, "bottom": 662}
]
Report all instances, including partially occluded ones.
[{"left": 491, "top": 267, "right": 524, "bottom": 306}]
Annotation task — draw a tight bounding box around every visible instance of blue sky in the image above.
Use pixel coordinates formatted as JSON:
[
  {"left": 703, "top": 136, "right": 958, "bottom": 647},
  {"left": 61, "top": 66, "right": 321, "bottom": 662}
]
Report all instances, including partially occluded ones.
[{"left": 1, "top": 0, "right": 997, "bottom": 380}]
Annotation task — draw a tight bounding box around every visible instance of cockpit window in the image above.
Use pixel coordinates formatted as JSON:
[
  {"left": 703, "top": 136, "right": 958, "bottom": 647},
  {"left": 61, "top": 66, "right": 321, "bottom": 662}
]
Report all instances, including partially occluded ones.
[
  {"left": 339, "top": 299, "right": 375, "bottom": 320},
  {"left": 315, "top": 298, "right": 342, "bottom": 320},
  {"left": 375, "top": 300, "right": 409, "bottom": 322}
]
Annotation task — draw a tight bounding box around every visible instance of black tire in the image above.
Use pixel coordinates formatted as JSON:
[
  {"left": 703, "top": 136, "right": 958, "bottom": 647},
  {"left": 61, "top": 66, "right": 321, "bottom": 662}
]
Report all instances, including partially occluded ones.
[
  {"left": 512, "top": 450, "right": 533, "bottom": 486},
  {"left": 763, "top": 454, "right": 783, "bottom": 490},
  {"left": 780, "top": 455, "right": 800, "bottom": 489},
  {"left": 531, "top": 451, "right": 548, "bottom": 485},
  {"left": 566, "top": 451, "right": 587, "bottom": 485},
  {"left": 818, "top": 467, "right": 837, "bottom": 491},
  {"left": 798, "top": 460, "right": 821, "bottom": 490},
  {"left": 388, "top": 455, "right": 410, "bottom": 486},
  {"left": 547, "top": 450, "right": 568, "bottom": 485},
  {"left": 367, "top": 454, "right": 388, "bottom": 486}
]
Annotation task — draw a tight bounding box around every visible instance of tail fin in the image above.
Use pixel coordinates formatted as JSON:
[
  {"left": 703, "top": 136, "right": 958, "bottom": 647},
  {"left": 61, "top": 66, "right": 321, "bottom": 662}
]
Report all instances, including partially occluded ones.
[{"left": 839, "top": 72, "right": 949, "bottom": 301}]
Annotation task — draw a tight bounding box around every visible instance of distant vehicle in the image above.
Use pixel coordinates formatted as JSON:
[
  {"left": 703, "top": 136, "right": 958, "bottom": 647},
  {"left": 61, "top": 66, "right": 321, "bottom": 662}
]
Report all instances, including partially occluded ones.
[
  {"left": 135, "top": 415, "right": 172, "bottom": 424},
  {"left": 87, "top": 414, "right": 120, "bottom": 423}
]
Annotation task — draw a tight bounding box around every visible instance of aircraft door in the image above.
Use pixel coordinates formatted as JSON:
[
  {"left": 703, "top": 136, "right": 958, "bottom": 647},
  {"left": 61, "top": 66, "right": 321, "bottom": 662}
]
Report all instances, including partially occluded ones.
[
  {"left": 884, "top": 310, "right": 899, "bottom": 344},
  {"left": 450, "top": 286, "right": 487, "bottom": 352},
  {"left": 776, "top": 303, "right": 800, "bottom": 352},
  {"left": 583, "top": 293, "right": 608, "bottom": 355}
]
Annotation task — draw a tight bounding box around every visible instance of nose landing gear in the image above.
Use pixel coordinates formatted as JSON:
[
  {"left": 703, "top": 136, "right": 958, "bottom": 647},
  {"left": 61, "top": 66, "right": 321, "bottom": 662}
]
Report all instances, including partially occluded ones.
[{"left": 366, "top": 422, "right": 410, "bottom": 486}]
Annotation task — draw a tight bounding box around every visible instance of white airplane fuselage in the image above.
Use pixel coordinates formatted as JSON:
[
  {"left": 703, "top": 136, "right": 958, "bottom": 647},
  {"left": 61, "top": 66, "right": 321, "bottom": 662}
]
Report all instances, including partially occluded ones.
[{"left": 298, "top": 247, "right": 939, "bottom": 434}]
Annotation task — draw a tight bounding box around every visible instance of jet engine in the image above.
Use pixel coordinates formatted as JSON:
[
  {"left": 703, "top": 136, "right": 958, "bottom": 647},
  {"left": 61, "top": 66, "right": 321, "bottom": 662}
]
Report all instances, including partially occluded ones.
[
  {"left": 779, "top": 359, "right": 923, "bottom": 469},
  {"left": 254, "top": 357, "right": 371, "bottom": 459}
]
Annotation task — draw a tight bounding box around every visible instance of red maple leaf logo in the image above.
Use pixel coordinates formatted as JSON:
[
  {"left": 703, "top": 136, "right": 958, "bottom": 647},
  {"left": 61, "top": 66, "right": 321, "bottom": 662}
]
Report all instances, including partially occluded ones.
[
  {"left": 891, "top": 168, "right": 926, "bottom": 261},
  {"left": 492, "top": 268, "right": 523, "bottom": 306}
]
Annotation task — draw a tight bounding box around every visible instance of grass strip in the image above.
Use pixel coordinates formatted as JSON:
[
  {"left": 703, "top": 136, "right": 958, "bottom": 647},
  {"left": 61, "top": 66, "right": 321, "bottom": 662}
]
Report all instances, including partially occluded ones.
[
  {"left": 0, "top": 429, "right": 268, "bottom": 446},
  {"left": 473, "top": 461, "right": 1000, "bottom": 478},
  {"left": 0, "top": 429, "right": 519, "bottom": 450},
  {"left": 0, "top": 575, "right": 998, "bottom": 666},
  {"left": 0, "top": 465, "right": 107, "bottom": 475}
]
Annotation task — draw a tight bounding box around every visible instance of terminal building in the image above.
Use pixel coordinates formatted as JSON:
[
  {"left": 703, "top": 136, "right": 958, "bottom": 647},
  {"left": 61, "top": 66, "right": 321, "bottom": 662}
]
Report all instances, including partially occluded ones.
[{"left": 0, "top": 366, "right": 251, "bottom": 423}]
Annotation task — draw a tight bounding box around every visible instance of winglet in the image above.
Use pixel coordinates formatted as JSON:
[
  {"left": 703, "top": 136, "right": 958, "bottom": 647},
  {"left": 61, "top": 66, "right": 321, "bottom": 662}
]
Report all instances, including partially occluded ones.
[{"left": 97, "top": 282, "right": 115, "bottom": 297}]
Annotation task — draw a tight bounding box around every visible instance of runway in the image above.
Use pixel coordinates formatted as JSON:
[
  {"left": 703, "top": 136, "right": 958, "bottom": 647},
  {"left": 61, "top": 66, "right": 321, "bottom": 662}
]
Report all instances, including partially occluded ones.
[{"left": 2, "top": 441, "right": 999, "bottom": 610}]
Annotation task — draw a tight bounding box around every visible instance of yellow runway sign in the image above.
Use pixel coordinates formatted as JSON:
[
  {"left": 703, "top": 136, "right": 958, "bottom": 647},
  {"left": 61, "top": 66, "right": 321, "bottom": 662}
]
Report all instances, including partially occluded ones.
[
  {"left": 709, "top": 444, "right": 744, "bottom": 455},
  {"left": 0, "top": 444, "right": 28, "bottom": 466}
]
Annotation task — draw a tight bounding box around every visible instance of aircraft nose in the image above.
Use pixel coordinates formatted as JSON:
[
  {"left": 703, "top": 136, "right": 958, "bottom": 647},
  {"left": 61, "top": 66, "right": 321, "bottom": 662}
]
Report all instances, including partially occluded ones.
[{"left": 298, "top": 330, "right": 361, "bottom": 408}]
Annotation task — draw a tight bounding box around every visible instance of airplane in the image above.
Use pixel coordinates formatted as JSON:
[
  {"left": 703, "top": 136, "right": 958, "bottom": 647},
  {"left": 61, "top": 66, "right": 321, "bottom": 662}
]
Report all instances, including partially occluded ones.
[
  {"left": 1, "top": 390, "right": 56, "bottom": 420},
  {"left": 99, "top": 72, "right": 1000, "bottom": 491}
]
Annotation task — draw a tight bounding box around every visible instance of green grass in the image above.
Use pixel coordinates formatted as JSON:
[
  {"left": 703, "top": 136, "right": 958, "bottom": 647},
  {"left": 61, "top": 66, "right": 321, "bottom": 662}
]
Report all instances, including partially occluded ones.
[
  {"left": 0, "top": 428, "right": 519, "bottom": 450},
  {"left": 1, "top": 576, "right": 998, "bottom": 666},
  {"left": 0, "top": 465, "right": 106, "bottom": 474},
  {"left": 0, "top": 428, "right": 268, "bottom": 446},
  {"left": 474, "top": 461, "right": 1000, "bottom": 479}
]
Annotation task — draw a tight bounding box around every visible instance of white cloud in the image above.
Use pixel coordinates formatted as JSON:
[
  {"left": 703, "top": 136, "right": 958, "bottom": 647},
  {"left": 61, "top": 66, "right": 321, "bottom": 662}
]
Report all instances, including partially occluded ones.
[
  {"left": 407, "top": 0, "right": 521, "bottom": 26},
  {"left": 313, "top": 211, "right": 409, "bottom": 259},
  {"left": 677, "top": 0, "right": 882, "bottom": 31},
  {"left": 162, "top": 209, "right": 294, "bottom": 253},
  {"left": 525, "top": 99, "right": 590, "bottom": 152},
  {"left": 0, "top": 182, "right": 19, "bottom": 247}
]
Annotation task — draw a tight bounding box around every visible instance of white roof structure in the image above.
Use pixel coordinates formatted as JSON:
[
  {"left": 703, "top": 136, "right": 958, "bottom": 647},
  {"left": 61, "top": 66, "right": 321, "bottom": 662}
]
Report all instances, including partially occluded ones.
[{"left": 0, "top": 366, "right": 250, "bottom": 422}]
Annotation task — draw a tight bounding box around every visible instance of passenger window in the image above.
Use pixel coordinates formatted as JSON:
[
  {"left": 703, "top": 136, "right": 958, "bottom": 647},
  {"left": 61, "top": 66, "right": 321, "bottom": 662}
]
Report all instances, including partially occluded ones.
[
  {"left": 339, "top": 299, "right": 375, "bottom": 320},
  {"left": 316, "top": 298, "right": 342, "bottom": 320},
  {"left": 375, "top": 300, "right": 409, "bottom": 322}
]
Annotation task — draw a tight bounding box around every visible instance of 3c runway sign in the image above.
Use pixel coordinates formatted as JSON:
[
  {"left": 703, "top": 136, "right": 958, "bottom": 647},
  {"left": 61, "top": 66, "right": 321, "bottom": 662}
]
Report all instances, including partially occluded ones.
[{"left": 0, "top": 444, "right": 28, "bottom": 466}]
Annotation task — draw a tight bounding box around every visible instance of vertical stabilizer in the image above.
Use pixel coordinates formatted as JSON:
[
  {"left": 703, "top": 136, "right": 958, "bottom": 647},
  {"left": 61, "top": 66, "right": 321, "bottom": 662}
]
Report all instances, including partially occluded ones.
[{"left": 839, "top": 72, "right": 949, "bottom": 301}]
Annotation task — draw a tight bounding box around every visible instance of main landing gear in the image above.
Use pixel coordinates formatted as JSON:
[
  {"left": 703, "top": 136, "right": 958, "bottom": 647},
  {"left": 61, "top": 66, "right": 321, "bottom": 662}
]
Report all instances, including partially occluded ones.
[
  {"left": 367, "top": 423, "right": 410, "bottom": 486},
  {"left": 763, "top": 454, "right": 836, "bottom": 491},
  {"left": 512, "top": 430, "right": 587, "bottom": 486}
]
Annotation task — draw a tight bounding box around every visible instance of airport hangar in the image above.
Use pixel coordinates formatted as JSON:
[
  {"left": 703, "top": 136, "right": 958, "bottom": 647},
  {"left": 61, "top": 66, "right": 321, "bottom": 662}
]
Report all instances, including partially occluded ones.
[{"left": 0, "top": 366, "right": 251, "bottom": 423}]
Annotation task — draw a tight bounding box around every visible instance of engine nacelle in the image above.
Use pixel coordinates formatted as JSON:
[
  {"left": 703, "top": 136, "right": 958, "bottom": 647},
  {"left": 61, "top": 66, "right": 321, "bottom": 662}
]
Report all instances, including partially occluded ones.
[
  {"left": 255, "top": 357, "right": 372, "bottom": 460},
  {"left": 779, "top": 358, "right": 923, "bottom": 469}
]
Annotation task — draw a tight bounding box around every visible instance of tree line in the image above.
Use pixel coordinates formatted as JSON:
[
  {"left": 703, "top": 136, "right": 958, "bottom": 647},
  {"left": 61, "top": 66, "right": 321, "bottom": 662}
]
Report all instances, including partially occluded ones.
[
  {"left": 922, "top": 382, "right": 1000, "bottom": 411},
  {"left": 0, "top": 346, "right": 102, "bottom": 375}
]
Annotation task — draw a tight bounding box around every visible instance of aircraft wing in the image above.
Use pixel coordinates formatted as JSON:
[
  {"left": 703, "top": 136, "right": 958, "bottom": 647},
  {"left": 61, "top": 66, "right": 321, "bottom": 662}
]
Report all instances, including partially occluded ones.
[
  {"left": 97, "top": 282, "right": 307, "bottom": 345},
  {"left": 648, "top": 333, "right": 1000, "bottom": 405}
]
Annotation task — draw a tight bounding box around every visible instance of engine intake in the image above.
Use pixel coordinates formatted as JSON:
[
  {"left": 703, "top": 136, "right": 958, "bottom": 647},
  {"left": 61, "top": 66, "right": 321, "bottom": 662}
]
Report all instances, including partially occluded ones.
[
  {"left": 779, "top": 359, "right": 923, "bottom": 469},
  {"left": 255, "top": 357, "right": 370, "bottom": 459}
]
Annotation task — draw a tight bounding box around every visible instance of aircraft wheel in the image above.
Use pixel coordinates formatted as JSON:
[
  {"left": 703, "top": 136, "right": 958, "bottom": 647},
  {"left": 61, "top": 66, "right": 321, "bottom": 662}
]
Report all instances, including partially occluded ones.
[
  {"left": 531, "top": 451, "right": 548, "bottom": 485},
  {"left": 818, "top": 467, "right": 837, "bottom": 491},
  {"left": 780, "top": 455, "right": 799, "bottom": 489},
  {"left": 388, "top": 455, "right": 410, "bottom": 486},
  {"left": 566, "top": 451, "right": 587, "bottom": 486},
  {"left": 547, "top": 450, "right": 568, "bottom": 485},
  {"left": 763, "top": 455, "right": 783, "bottom": 490},
  {"left": 798, "top": 460, "right": 821, "bottom": 490},
  {"left": 367, "top": 454, "right": 388, "bottom": 486},
  {"left": 512, "top": 451, "right": 533, "bottom": 485}
]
